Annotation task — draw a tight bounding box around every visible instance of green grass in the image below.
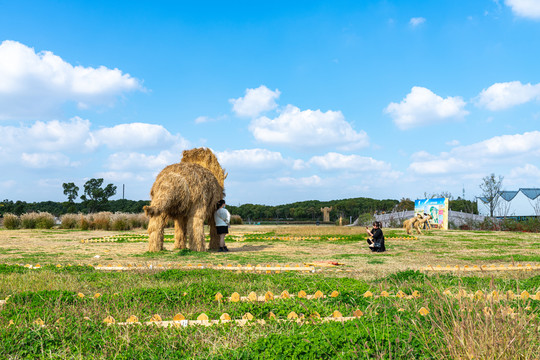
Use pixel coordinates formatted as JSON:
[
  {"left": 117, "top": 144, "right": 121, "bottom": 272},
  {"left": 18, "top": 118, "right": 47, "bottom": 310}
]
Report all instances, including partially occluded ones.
[
  {"left": 0, "top": 267, "right": 539, "bottom": 359},
  {"left": 456, "top": 254, "right": 540, "bottom": 262}
]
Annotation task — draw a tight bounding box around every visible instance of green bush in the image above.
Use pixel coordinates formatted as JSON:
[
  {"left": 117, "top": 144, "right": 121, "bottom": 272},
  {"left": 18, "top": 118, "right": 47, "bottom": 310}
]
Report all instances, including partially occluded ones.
[
  {"left": 20, "top": 212, "right": 39, "bottom": 229},
  {"left": 230, "top": 214, "right": 243, "bottom": 225},
  {"left": 2, "top": 213, "right": 20, "bottom": 229},
  {"left": 35, "top": 212, "right": 55, "bottom": 229}
]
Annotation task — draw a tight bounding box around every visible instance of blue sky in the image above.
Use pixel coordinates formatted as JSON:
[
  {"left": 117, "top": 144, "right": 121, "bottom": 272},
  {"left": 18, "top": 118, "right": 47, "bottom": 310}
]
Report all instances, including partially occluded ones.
[{"left": 1, "top": 0, "right": 540, "bottom": 206}]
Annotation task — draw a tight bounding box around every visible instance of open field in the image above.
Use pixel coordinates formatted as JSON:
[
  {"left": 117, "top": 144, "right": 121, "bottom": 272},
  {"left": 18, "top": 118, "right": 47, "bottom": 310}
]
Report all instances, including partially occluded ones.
[
  {"left": 1, "top": 225, "right": 540, "bottom": 278},
  {"left": 1, "top": 225, "right": 540, "bottom": 358}
]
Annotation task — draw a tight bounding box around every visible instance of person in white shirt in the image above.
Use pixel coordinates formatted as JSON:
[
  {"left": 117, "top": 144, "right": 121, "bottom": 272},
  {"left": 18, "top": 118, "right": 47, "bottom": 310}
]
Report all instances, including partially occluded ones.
[{"left": 214, "top": 199, "right": 230, "bottom": 252}]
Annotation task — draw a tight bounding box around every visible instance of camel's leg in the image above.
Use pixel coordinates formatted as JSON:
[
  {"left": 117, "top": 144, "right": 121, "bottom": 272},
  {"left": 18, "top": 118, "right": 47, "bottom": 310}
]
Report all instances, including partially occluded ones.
[
  {"left": 414, "top": 223, "right": 423, "bottom": 235},
  {"left": 148, "top": 213, "right": 167, "bottom": 252},
  {"left": 208, "top": 217, "right": 220, "bottom": 250},
  {"left": 188, "top": 213, "right": 206, "bottom": 252},
  {"left": 404, "top": 220, "right": 411, "bottom": 235},
  {"left": 173, "top": 217, "right": 187, "bottom": 249}
]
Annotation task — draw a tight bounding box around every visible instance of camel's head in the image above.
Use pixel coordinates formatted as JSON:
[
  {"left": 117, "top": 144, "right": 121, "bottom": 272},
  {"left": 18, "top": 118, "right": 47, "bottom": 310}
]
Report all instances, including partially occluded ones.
[{"left": 181, "top": 147, "right": 227, "bottom": 187}]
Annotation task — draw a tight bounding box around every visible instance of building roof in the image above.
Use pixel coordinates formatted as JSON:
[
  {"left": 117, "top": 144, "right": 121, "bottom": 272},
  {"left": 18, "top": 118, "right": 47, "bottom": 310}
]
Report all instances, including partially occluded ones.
[
  {"left": 499, "top": 190, "right": 519, "bottom": 201},
  {"left": 476, "top": 188, "right": 540, "bottom": 202},
  {"left": 520, "top": 188, "right": 540, "bottom": 200}
]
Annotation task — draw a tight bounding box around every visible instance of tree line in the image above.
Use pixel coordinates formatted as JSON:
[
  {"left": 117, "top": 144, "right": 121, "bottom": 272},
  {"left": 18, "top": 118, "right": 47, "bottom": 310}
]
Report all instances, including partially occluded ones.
[{"left": 0, "top": 177, "right": 478, "bottom": 219}]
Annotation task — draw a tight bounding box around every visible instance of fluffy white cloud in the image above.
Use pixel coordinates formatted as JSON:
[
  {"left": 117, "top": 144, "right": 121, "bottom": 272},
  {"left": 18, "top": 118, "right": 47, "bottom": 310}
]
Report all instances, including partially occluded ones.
[
  {"left": 410, "top": 17, "right": 426, "bottom": 26},
  {"left": 93, "top": 123, "right": 187, "bottom": 150},
  {"left": 508, "top": 164, "right": 540, "bottom": 179},
  {"left": 409, "top": 131, "right": 540, "bottom": 175},
  {"left": 230, "top": 85, "right": 281, "bottom": 117},
  {"left": 385, "top": 86, "right": 468, "bottom": 130},
  {"left": 309, "top": 152, "right": 390, "bottom": 172},
  {"left": 457, "top": 131, "right": 540, "bottom": 157},
  {"left": 0, "top": 117, "right": 94, "bottom": 153},
  {"left": 505, "top": 0, "right": 540, "bottom": 19},
  {"left": 21, "top": 152, "right": 77, "bottom": 168},
  {"left": 0, "top": 40, "right": 142, "bottom": 119},
  {"left": 217, "top": 149, "right": 287, "bottom": 170},
  {"left": 277, "top": 175, "right": 322, "bottom": 187},
  {"left": 250, "top": 105, "right": 369, "bottom": 149},
  {"left": 475, "top": 81, "right": 540, "bottom": 111},
  {"left": 105, "top": 151, "right": 179, "bottom": 171},
  {"left": 95, "top": 171, "right": 146, "bottom": 182}
]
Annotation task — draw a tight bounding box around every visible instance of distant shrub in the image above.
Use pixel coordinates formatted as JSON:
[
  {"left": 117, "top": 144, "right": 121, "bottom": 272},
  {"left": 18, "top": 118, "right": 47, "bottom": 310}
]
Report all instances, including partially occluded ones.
[
  {"left": 78, "top": 215, "right": 90, "bottom": 231},
  {"left": 128, "top": 213, "right": 149, "bottom": 229},
  {"left": 230, "top": 214, "right": 243, "bottom": 225},
  {"left": 478, "top": 217, "right": 500, "bottom": 231},
  {"left": 60, "top": 214, "right": 79, "bottom": 229},
  {"left": 35, "top": 212, "right": 55, "bottom": 229},
  {"left": 20, "top": 212, "right": 39, "bottom": 229},
  {"left": 3, "top": 213, "right": 20, "bottom": 229},
  {"left": 334, "top": 217, "right": 350, "bottom": 226},
  {"left": 357, "top": 213, "right": 375, "bottom": 227},
  {"left": 111, "top": 213, "right": 130, "bottom": 231},
  {"left": 91, "top": 212, "right": 112, "bottom": 230},
  {"left": 522, "top": 218, "right": 540, "bottom": 232}
]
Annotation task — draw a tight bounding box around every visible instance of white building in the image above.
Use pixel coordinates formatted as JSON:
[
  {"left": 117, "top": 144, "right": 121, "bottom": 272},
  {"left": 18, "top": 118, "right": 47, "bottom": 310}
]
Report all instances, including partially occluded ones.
[{"left": 477, "top": 188, "right": 540, "bottom": 218}]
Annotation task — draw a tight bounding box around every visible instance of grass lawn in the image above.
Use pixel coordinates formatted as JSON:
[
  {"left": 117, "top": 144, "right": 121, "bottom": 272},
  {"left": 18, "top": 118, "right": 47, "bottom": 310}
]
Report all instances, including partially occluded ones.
[{"left": 0, "top": 225, "right": 539, "bottom": 359}]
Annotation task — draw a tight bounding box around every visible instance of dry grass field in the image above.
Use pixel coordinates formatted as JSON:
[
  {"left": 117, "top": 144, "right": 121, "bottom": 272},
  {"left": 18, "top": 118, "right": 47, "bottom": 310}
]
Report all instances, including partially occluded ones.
[
  {"left": 1, "top": 225, "right": 540, "bottom": 359},
  {"left": 1, "top": 225, "right": 539, "bottom": 279}
]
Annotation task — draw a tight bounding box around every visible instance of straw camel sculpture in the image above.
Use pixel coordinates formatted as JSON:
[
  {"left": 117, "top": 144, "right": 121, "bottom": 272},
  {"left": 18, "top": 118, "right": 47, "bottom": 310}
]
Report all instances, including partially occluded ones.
[
  {"left": 416, "top": 213, "right": 432, "bottom": 230},
  {"left": 403, "top": 213, "right": 424, "bottom": 235},
  {"left": 144, "top": 148, "right": 227, "bottom": 252}
]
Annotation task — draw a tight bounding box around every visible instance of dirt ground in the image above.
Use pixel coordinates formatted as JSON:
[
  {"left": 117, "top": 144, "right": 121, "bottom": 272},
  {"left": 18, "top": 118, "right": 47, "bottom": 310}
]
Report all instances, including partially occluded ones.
[{"left": 1, "top": 225, "right": 539, "bottom": 279}]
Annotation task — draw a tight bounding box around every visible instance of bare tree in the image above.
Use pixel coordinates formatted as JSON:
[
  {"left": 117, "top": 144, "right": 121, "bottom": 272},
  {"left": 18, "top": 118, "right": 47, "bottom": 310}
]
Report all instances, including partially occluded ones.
[
  {"left": 495, "top": 197, "right": 512, "bottom": 218},
  {"left": 479, "top": 173, "right": 504, "bottom": 217},
  {"left": 529, "top": 196, "right": 540, "bottom": 216}
]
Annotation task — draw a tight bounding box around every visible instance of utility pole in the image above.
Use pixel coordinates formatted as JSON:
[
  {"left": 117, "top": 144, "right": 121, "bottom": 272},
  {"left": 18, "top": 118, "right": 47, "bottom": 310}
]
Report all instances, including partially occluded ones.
[{"left": 122, "top": 184, "right": 125, "bottom": 200}]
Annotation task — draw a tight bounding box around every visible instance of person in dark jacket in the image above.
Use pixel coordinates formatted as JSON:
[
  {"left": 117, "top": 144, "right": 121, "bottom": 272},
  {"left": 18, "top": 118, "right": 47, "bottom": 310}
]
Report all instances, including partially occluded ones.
[{"left": 366, "top": 221, "right": 386, "bottom": 252}]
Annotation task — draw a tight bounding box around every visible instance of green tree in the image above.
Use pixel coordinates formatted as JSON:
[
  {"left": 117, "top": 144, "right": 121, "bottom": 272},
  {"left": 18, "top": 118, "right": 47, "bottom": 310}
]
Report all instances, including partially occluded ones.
[
  {"left": 479, "top": 173, "right": 503, "bottom": 217},
  {"left": 80, "top": 178, "right": 117, "bottom": 213},
  {"left": 62, "top": 182, "right": 79, "bottom": 213},
  {"left": 396, "top": 198, "right": 414, "bottom": 211}
]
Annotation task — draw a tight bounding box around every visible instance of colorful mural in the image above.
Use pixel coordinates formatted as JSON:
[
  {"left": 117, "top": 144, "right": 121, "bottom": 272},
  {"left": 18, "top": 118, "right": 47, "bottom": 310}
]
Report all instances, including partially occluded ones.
[{"left": 414, "top": 198, "right": 449, "bottom": 230}]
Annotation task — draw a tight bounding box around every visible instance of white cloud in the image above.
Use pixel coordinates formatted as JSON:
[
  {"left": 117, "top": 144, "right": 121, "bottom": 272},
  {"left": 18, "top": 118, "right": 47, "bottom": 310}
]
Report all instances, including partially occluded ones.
[
  {"left": 508, "top": 164, "right": 540, "bottom": 179},
  {"left": 0, "top": 180, "right": 16, "bottom": 189},
  {"left": 505, "top": 0, "right": 540, "bottom": 19},
  {"left": 0, "top": 117, "right": 94, "bottom": 153},
  {"left": 385, "top": 87, "right": 468, "bottom": 130},
  {"left": 195, "top": 116, "right": 210, "bottom": 124},
  {"left": 0, "top": 40, "right": 142, "bottom": 119},
  {"left": 410, "top": 17, "right": 426, "bottom": 26},
  {"left": 93, "top": 123, "right": 187, "bottom": 150},
  {"left": 250, "top": 105, "right": 369, "bottom": 150},
  {"left": 446, "top": 139, "right": 460, "bottom": 146},
  {"left": 277, "top": 175, "right": 322, "bottom": 187},
  {"left": 105, "top": 151, "right": 179, "bottom": 171},
  {"left": 21, "top": 152, "right": 77, "bottom": 168},
  {"left": 309, "top": 152, "right": 390, "bottom": 172},
  {"left": 95, "top": 171, "right": 146, "bottom": 182},
  {"left": 475, "top": 81, "right": 540, "bottom": 110},
  {"left": 217, "top": 149, "right": 287, "bottom": 170},
  {"left": 230, "top": 85, "right": 281, "bottom": 117},
  {"left": 409, "top": 131, "right": 540, "bottom": 175}
]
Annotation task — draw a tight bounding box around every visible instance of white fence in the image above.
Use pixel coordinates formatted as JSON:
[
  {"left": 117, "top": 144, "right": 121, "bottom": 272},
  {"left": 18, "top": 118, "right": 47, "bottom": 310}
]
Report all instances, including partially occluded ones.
[{"left": 368, "top": 210, "right": 486, "bottom": 228}]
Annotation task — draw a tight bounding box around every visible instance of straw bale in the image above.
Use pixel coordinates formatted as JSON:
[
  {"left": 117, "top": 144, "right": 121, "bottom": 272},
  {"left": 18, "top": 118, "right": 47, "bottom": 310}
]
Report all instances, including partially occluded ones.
[{"left": 144, "top": 148, "right": 225, "bottom": 252}]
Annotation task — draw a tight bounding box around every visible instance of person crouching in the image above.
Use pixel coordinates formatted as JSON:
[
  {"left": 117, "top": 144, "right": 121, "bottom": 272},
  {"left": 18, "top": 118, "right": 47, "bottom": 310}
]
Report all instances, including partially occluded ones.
[{"left": 366, "top": 221, "right": 385, "bottom": 252}]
